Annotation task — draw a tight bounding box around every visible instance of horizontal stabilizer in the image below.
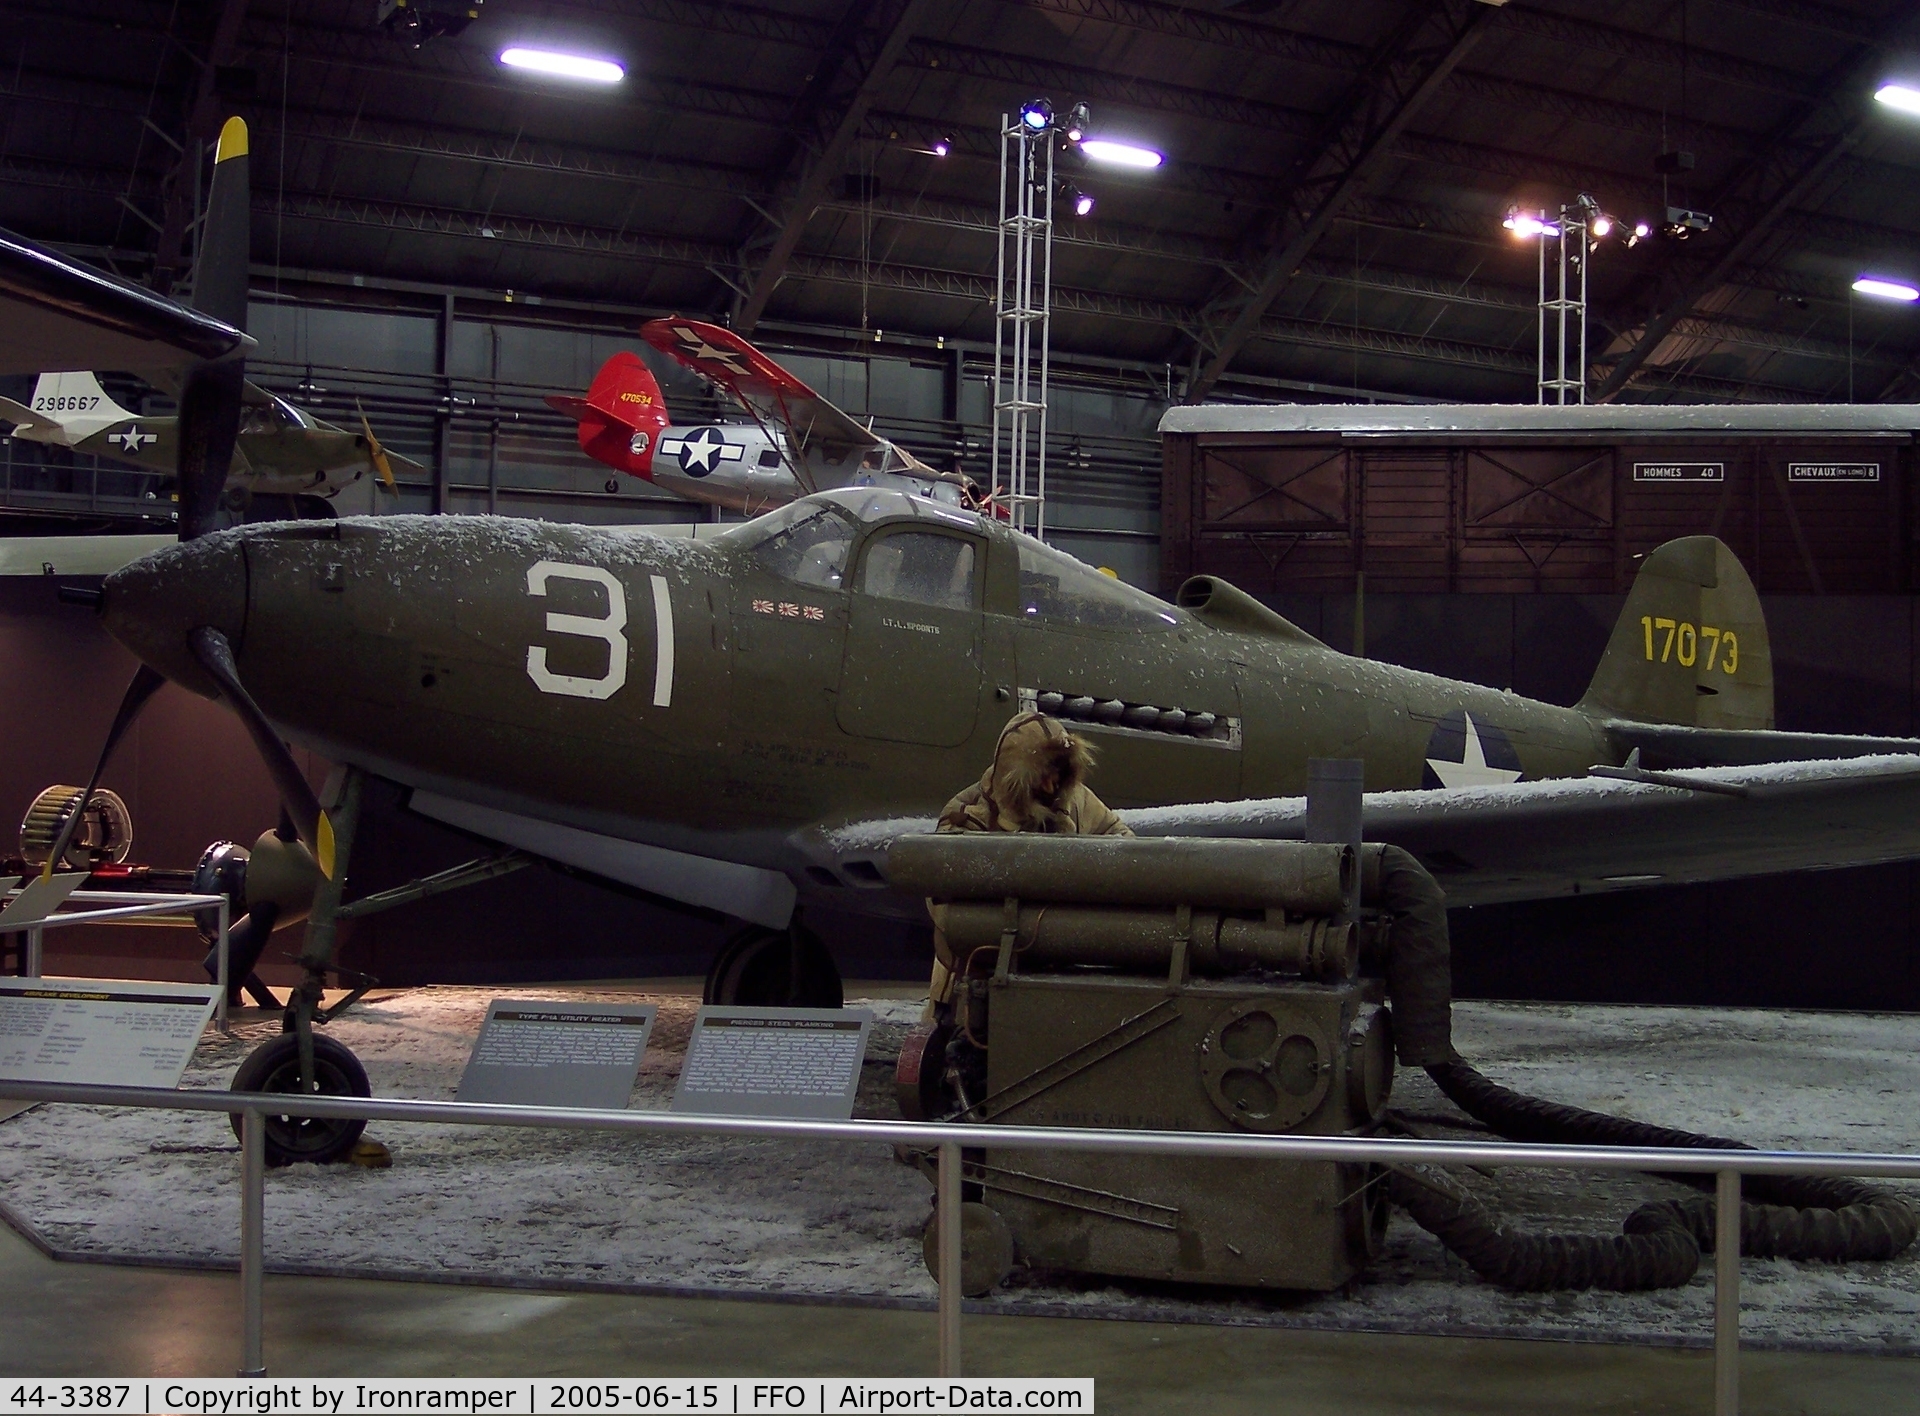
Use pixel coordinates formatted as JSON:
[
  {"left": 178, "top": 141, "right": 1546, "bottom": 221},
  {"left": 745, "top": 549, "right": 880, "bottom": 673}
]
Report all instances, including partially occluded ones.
[
  {"left": 1604, "top": 721, "right": 1920, "bottom": 769},
  {"left": 0, "top": 396, "right": 58, "bottom": 435}
]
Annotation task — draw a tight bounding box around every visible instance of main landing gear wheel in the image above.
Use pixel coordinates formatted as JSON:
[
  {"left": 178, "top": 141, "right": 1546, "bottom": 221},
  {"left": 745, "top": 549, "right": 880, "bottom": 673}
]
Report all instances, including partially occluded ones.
[
  {"left": 703, "top": 921, "right": 844, "bottom": 1008},
  {"left": 228, "top": 1033, "right": 371, "bottom": 1167}
]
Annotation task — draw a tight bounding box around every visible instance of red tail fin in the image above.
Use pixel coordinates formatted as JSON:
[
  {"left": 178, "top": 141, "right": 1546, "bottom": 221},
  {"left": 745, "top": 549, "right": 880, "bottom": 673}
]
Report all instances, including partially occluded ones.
[{"left": 545, "top": 351, "right": 672, "bottom": 479}]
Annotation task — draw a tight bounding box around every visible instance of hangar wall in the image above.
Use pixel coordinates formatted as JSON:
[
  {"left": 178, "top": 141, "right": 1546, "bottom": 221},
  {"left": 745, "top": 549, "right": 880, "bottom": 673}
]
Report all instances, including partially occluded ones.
[{"left": 1164, "top": 426, "right": 1920, "bottom": 1012}]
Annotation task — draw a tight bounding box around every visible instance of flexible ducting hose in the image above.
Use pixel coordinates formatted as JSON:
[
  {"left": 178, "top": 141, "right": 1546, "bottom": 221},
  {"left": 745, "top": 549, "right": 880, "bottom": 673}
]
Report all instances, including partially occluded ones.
[
  {"left": 1426, "top": 1059, "right": 1918, "bottom": 1264},
  {"left": 1364, "top": 845, "right": 1918, "bottom": 1286},
  {"left": 1387, "top": 1165, "right": 1701, "bottom": 1291}
]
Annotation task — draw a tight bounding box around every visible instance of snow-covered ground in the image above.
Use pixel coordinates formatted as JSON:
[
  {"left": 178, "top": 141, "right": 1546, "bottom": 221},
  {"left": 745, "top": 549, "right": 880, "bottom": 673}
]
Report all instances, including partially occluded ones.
[{"left": 1, "top": 988, "right": 1916, "bottom": 1353}]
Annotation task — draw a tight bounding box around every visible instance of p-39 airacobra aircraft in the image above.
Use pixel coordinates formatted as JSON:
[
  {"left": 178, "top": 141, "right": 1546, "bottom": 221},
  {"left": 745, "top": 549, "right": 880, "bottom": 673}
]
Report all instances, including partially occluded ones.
[{"left": 12, "top": 221, "right": 1920, "bottom": 1166}]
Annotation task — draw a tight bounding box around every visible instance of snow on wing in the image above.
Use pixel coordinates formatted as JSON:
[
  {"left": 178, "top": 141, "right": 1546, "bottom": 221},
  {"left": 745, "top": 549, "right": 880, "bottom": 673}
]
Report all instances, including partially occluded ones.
[{"left": 1118, "top": 754, "right": 1920, "bottom": 908}]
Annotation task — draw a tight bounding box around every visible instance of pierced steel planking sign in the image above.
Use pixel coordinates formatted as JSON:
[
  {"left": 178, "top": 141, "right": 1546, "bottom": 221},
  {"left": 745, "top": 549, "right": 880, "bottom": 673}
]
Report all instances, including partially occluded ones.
[{"left": 672, "top": 1006, "right": 873, "bottom": 1119}]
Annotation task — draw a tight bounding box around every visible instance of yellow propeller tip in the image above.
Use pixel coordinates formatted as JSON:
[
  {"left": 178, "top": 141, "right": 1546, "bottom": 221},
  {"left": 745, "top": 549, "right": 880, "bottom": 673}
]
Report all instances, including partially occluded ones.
[
  {"left": 316, "top": 813, "right": 337, "bottom": 881},
  {"left": 215, "top": 117, "right": 248, "bottom": 164}
]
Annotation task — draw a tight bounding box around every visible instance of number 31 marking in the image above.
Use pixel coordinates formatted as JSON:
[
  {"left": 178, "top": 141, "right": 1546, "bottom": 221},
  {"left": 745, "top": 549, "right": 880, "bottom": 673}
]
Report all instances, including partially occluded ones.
[{"left": 525, "top": 561, "right": 674, "bottom": 706}]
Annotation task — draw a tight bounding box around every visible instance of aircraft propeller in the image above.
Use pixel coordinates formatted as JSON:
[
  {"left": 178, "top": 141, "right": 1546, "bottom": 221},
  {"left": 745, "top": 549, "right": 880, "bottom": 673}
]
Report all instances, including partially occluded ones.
[
  {"left": 45, "top": 117, "right": 336, "bottom": 1005},
  {"left": 356, "top": 398, "right": 397, "bottom": 491}
]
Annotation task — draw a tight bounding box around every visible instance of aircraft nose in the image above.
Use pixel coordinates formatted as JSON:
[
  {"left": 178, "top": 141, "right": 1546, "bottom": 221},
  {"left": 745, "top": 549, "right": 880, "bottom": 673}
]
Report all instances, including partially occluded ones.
[{"left": 100, "top": 530, "right": 248, "bottom": 696}]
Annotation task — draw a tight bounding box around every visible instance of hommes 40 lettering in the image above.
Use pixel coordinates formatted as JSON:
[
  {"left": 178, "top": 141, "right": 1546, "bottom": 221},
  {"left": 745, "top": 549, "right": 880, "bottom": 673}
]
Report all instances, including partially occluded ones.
[{"left": 1640, "top": 616, "right": 1738, "bottom": 673}]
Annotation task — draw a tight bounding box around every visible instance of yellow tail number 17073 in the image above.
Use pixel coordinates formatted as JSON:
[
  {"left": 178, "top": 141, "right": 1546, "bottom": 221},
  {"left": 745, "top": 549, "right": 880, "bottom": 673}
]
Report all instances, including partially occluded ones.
[{"left": 1642, "top": 616, "right": 1738, "bottom": 673}]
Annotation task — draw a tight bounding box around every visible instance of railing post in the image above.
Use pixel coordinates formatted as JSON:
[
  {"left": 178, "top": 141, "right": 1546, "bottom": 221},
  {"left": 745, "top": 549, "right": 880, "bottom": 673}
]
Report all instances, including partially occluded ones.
[
  {"left": 239, "top": 1106, "right": 266, "bottom": 1377},
  {"left": 1715, "top": 1168, "right": 1740, "bottom": 1416},
  {"left": 938, "top": 1140, "right": 962, "bottom": 1378}
]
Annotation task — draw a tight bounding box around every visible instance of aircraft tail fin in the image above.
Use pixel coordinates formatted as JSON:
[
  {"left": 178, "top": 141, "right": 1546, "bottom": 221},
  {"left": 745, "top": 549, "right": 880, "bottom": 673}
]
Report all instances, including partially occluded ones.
[
  {"left": 25, "top": 372, "right": 137, "bottom": 431},
  {"left": 547, "top": 351, "right": 671, "bottom": 479},
  {"left": 1578, "top": 535, "right": 1773, "bottom": 730}
]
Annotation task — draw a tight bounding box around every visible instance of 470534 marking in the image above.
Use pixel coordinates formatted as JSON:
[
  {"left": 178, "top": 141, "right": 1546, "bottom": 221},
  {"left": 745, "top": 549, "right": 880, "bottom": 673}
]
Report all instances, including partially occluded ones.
[{"left": 1641, "top": 616, "right": 1738, "bottom": 673}]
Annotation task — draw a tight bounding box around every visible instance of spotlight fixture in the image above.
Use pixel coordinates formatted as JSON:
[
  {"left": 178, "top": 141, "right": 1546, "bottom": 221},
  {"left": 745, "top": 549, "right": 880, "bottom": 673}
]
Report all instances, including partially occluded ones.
[
  {"left": 1663, "top": 207, "right": 1712, "bottom": 238},
  {"left": 1875, "top": 83, "right": 1920, "bottom": 115},
  {"left": 1068, "top": 186, "right": 1095, "bottom": 217},
  {"left": 499, "top": 47, "right": 624, "bottom": 83},
  {"left": 1590, "top": 215, "right": 1613, "bottom": 237},
  {"left": 1064, "top": 102, "right": 1092, "bottom": 143},
  {"left": 1502, "top": 207, "right": 1556, "bottom": 239},
  {"left": 1853, "top": 276, "right": 1920, "bottom": 302},
  {"left": 931, "top": 135, "right": 953, "bottom": 157},
  {"left": 1080, "top": 139, "right": 1164, "bottom": 169},
  {"left": 377, "top": 0, "right": 482, "bottom": 46},
  {"left": 1020, "top": 99, "right": 1053, "bottom": 131}
]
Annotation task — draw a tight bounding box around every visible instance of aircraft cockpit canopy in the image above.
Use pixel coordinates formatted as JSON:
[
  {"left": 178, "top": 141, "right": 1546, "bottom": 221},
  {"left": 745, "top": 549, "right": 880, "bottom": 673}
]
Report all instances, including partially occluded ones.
[
  {"left": 1014, "top": 537, "right": 1183, "bottom": 631},
  {"left": 732, "top": 489, "right": 1181, "bottom": 630}
]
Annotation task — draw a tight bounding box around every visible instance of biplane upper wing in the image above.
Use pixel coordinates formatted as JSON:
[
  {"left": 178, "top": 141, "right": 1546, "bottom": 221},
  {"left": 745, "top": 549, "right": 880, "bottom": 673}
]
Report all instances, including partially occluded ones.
[
  {"left": 0, "top": 228, "right": 251, "bottom": 375},
  {"left": 641, "top": 317, "right": 881, "bottom": 462}
]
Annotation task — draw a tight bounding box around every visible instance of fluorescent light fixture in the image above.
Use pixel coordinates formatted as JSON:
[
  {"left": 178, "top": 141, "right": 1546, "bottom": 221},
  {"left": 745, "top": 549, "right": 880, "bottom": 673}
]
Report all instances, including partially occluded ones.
[
  {"left": 1853, "top": 276, "right": 1920, "bottom": 302},
  {"left": 1874, "top": 83, "right": 1920, "bottom": 115},
  {"left": 1080, "top": 139, "right": 1163, "bottom": 169},
  {"left": 499, "top": 48, "right": 625, "bottom": 83}
]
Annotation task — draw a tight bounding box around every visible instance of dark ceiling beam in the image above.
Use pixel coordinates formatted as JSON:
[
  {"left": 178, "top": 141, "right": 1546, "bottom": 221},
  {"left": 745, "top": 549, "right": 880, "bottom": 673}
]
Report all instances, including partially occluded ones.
[
  {"left": 1010, "top": 0, "right": 1815, "bottom": 99},
  {"left": 262, "top": 112, "right": 767, "bottom": 204},
  {"left": 1590, "top": 14, "right": 1920, "bottom": 402},
  {"left": 1699, "top": 0, "right": 1885, "bottom": 45},
  {"left": 900, "top": 40, "right": 1319, "bottom": 136},
  {"left": 148, "top": 0, "right": 248, "bottom": 295},
  {"left": 904, "top": 36, "right": 1756, "bottom": 150},
  {"left": 731, "top": 0, "right": 942, "bottom": 333},
  {"left": 1182, "top": 0, "right": 1501, "bottom": 402}
]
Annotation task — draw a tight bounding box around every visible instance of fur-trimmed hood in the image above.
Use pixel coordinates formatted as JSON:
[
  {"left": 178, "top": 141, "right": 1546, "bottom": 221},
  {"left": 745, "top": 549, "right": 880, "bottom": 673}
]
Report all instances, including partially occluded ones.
[{"left": 936, "top": 712, "right": 1130, "bottom": 836}]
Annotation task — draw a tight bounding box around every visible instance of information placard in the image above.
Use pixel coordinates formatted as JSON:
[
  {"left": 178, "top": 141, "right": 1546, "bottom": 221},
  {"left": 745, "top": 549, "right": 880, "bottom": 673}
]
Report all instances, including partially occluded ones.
[
  {"left": 457, "top": 1001, "right": 656, "bottom": 1108},
  {"left": 672, "top": 1006, "right": 873, "bottom": 1119},
  {"left": 1788, "top": 461, "right": 1880, "bottom": 482},
  {"left": 0, "top": 978, "right": 217, "bottom": 1088}
]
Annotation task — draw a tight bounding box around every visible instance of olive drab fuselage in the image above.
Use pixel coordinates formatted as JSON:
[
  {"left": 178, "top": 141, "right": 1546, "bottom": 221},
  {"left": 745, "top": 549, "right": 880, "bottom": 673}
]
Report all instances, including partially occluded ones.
[{"left": 101, "top": 490, "right": 1618, "bottom": 891}]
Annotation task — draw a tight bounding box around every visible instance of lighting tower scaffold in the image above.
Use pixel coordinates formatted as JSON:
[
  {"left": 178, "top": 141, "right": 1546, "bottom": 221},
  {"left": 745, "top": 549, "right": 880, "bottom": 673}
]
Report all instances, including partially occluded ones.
[{"left": 993, "top": 107, "right": 1056, "bottom": 537}]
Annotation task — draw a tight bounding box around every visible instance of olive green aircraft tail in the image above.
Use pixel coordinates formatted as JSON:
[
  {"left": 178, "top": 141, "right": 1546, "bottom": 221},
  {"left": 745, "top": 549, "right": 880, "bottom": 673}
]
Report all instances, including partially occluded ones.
[{"left": 1577, "top": 535, "right": 1774, "bottom": 731}]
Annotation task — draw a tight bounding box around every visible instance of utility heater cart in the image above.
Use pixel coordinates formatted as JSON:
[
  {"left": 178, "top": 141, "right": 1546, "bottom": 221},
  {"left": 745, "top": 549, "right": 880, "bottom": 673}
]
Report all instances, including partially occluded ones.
[{"left": 890, "top": 834, "right": 1395, "bottom": 1293}]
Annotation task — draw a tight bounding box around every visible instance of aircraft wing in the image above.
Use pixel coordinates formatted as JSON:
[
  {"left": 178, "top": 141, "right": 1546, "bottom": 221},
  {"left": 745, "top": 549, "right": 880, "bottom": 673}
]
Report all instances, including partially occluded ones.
[
  {"left": 816, "top": 755, "right": 1920, "bottom": 910},
  {"left": 0, "top": 229, "right": 251, "bottom": 375},
  {"left": 1120, "top": 755, "right": 1920, "bottom": 907},
  {"left": 640, "top": 317, "right": 882, "bottom": 462}
]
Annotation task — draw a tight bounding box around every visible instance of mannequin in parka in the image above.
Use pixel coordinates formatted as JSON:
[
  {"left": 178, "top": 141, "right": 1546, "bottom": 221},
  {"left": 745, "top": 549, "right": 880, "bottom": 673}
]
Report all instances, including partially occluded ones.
[{"left": 923, "top": 712, "right": 1132, "bottom": 1010}]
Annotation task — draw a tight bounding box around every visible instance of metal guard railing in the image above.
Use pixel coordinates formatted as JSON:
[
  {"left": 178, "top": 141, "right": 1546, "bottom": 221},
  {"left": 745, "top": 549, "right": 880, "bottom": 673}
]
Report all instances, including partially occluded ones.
[{"left": 5, "top": 1079, "right": 1919, "bottom": 1414}]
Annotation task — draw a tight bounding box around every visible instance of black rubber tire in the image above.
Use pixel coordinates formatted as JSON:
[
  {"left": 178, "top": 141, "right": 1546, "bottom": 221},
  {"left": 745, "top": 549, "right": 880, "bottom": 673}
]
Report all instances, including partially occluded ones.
[
  {"left": 703, "top": 922, "right": 843, "bottom": 1008},
  {"left": 228, "top": 1033, "right": 371, "bottom": 1167}
]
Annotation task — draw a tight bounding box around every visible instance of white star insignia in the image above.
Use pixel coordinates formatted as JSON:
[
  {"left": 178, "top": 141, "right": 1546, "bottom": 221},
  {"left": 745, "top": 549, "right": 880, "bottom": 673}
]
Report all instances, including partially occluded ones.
[
  {"left": 108, "top": 426, "right": 155, "bottom": 454},
  {"left": 1426, "top": 711, "right": 1523, "bottom": 789},
  {"left": 673, "top": 325, "right": 753, "bottom": 377}
]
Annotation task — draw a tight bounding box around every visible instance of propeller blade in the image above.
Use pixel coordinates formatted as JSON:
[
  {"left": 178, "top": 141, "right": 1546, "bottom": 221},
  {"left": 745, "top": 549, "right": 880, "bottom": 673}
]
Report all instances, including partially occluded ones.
[
  {"left": 187, "top": 626, "right": 336, "bottom": 879},
  {"left": 176, "top": 118, "right": 250, "bottom": 542},
  {"left": 357, "top": 398, "right": 395, "bottom": 491},
  {"left": 40, "top": 663, "right": 167, "bottom": 880}
]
